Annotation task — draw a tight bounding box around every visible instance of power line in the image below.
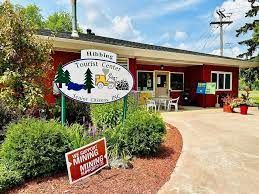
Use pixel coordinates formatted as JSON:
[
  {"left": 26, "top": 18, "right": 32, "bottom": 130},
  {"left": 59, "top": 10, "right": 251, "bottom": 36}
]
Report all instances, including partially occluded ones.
[{"left": 210, "top": 9, "right": 233, "bottom": 56}]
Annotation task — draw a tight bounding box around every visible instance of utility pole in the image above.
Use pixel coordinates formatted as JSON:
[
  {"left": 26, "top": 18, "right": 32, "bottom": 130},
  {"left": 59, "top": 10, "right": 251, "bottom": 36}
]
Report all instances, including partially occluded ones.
[
  {"left": 71, "top": 0, "right": 79, "bottom": 37},
  {"left": 210, "top": 9, "right": 232, "bottom": 56}
]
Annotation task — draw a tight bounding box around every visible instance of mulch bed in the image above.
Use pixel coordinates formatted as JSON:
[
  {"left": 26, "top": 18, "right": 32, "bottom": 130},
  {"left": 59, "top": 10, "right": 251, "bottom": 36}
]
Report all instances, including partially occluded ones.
[{"left": 9, "top": 124, "right": 182, "bottom": 194}]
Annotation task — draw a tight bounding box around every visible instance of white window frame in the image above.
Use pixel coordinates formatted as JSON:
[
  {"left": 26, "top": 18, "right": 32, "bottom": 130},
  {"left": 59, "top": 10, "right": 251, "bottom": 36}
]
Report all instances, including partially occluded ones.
[
  {"left": 137, "top": 70, "right": 155, "bottom": 92},
  {"left": 211, "top": 71, "right": 232, "bottom": 91},
  {"left": 170, "top": 72, "right": 184, "bottom": 92}
]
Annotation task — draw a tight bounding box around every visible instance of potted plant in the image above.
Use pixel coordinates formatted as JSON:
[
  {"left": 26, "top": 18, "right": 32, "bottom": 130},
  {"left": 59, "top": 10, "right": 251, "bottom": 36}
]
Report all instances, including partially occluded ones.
[
  {"left": 222, "top": 95, "right": 234, "bottom": 113},
  {"left": 239, "top": 88, "right": 252, "bottom": 115}
]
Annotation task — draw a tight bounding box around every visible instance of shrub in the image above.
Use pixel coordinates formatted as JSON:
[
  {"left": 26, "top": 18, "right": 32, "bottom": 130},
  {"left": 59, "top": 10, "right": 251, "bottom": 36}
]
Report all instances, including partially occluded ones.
[
  {"left": 90, "top": 94, "right": 141, "bottom": 129},
  {"left": 105, "top": 109, "right": 166, "bottom": 156},
  {"left": 0, "top": 161, "right": 23, "bottom": 192},
  {"left": 0, "top": 102, "right": 21, "bottom": 143},
  {"left": 91, "top": 102, "right": 123, "bottom": 129},
  {"left": 0, "top": 119, "right": 72, "bottom": 178},
  {"left": 120, "top": 110, "right": 166, "bottom": 155},
  {"left": 50, "top": 98, "right": 91, "bottom": 125},
  {"left": 67, "top": 123, "right": 101, "bottom": 150}
]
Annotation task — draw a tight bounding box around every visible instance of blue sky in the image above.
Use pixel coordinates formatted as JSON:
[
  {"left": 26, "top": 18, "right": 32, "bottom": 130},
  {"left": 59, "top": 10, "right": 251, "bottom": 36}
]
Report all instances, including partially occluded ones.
[{"left": 3, "top": 0, "right": 258, "bottom": 58}]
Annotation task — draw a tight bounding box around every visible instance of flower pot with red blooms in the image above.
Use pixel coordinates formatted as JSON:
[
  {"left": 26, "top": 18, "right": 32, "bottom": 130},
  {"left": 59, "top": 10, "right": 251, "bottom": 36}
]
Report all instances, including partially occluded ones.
[
  {"left": 223, "top": 104, "right": 233, "bottom": 113},
  {"left": 240, "top": 104, "right": 249, "bottom": 115},
  {"left": 222, "top": 94, "right": 235, "bottom": 113},
  {"left": 238, "top": 88, "right": 253, "bottom": 115}
]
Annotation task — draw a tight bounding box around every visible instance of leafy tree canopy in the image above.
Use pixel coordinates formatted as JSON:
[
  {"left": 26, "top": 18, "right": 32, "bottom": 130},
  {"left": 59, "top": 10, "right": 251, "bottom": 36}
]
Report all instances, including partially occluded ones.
[
  {"left": 0, "top": 1, "right": 52, "bottom": 111},
  {"left": 236, "top": 0, "right": 259, "bottom": 59},
  {"left": 45, "top": 11, "right": 73, "bottom": 32},
  {"left": 16, "top": 4, "right": 44, "bottom": 29},
  {"left": 14, "top": 3, "right": 83, "bottom": 33},
  {"left": 236, "top": 0, "right": 259, "bottom": 89}
]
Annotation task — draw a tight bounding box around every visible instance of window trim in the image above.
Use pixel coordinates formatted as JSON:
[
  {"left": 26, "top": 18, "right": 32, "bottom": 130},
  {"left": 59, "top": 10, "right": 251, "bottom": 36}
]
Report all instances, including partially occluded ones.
[
  {"left": 170, "top": 72, "right": 184, "bottom": 92},
  {"left": 211, "top": 71, "right": 232, "bottom": 91},
  {"left": 137, "top": 70, "right": 155, "bottom": 92}
]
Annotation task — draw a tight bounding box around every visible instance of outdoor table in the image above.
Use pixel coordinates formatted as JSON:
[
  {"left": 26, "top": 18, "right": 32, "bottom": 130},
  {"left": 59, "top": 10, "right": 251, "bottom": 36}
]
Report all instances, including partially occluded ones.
[{"left": 152, "top": 97, "right": 171, "bottom": 111}]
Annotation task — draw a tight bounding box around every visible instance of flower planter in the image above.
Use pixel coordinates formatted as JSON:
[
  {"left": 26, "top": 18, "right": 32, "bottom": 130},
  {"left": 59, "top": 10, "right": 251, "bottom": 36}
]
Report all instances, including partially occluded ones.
[
  {"left": 240, "top": 105, "right": 248, "bottom": 115},
  {"left": 223, "top": 105, "right": 233, "bottom": 113}
]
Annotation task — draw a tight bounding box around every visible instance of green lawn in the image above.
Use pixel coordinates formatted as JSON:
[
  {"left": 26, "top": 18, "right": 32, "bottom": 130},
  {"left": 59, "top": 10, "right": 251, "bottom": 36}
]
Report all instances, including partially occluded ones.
[{"left": 239, "top": 90, "right": 259, "bottom": 104}]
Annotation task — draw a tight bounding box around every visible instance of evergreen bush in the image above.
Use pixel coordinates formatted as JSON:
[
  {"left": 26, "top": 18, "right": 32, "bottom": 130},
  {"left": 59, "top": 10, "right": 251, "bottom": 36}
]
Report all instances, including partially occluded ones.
[
  {"left": 0, "top": 161, "right": 23, "bottom": 192},
  {"left": 0, "top": 119, "right": 91, "bottom": 178}
]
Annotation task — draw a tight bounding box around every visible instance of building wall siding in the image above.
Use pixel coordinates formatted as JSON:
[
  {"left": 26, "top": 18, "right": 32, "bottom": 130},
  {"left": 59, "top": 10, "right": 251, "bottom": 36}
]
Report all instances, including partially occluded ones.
[{"left": 47, "top": 52, "right": 239, "bottom": 108}]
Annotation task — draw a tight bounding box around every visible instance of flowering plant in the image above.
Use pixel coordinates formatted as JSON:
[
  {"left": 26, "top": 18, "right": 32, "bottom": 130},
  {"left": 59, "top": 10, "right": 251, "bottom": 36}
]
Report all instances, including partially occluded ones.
[{"left": 222, "top": 95, "right": 235, "bottom": 106}]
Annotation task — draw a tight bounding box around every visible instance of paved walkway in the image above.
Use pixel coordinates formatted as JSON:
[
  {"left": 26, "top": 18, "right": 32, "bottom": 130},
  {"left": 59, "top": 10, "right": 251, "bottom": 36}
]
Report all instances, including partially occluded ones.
[{"left": 159, "top": 107, "right": 259, "bottom": 194}]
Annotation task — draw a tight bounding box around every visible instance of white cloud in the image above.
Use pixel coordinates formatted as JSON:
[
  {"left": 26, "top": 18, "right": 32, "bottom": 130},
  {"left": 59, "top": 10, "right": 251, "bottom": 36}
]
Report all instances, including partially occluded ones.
[
  {"left": 133, "top": 0, "right": 202, "bottom": 20},
  {"left": 174, "top": 31, "right": 188, "bottom": 41},
  {"left": 72, "top": 0, "right": 144, "bottom": 42},
  {"left": 162, "top": 42, "right": 172, "bottom": 47},
  {"left": 210, "top": 46, "right": 243, "bottom": 58},
  {"left": 176, "top": 43, "right": 190, "bottom": 50}
]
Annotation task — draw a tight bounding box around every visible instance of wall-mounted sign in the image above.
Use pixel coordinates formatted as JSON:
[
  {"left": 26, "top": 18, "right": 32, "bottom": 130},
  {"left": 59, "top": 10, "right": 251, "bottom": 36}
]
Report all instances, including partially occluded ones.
[
  {"left": 65, "top": 138, "right": 108, "bottom": 184},
  {"left": 55, "top": 58, "right": 134, "bottom": 104},
  {"left": 81, "top": 49, "right": 117, "bottom": 63},
  {"left": 196, "top": 82, "right": 216, "bottom": 95},
  {"left": 196, "top": 83, "right": 206, "bottom": 94},
  {"left": 205, "top": 82, "right": 216, "bottom": 94}
]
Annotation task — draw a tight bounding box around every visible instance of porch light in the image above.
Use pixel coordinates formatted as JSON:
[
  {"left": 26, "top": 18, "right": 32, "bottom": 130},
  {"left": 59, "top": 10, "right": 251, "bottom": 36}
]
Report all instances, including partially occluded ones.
[{"left": 160, "top": 65, "right": 164, "bottom": 70}]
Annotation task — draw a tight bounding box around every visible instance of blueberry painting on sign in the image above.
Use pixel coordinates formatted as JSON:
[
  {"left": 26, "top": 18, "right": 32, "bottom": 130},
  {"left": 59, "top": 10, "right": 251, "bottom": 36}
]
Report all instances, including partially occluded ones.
[{"left": 55, "top": 59, "right": 134, "bottom": 104}]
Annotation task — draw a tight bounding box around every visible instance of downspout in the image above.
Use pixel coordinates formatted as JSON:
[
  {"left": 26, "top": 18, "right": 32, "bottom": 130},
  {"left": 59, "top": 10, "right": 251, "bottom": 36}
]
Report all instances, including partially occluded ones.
[{"left": 71, "top": 0, "right": 79, "bottom": 37}]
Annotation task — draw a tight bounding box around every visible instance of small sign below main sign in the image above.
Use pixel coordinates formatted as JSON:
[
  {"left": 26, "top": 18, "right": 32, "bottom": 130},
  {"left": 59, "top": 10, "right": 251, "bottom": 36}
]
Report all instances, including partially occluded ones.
[
  {"left": 196, "top": 82, "right": 216, "bottom": 95},
  {"left": 65, "top": 138, "right": 108, "bottom": 184},
  {"left": 55, "top": 58, "right": 134, "bottom": 104}
]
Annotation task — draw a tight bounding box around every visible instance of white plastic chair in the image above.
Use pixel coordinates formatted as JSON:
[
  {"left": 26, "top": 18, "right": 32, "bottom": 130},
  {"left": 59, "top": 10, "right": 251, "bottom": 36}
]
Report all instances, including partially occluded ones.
[
  {"left": 167, "top": 97, "right": 180, "bottom": 112},
  {"left": 146, "top": 99, "right": 157, "bottom": 112},
  {"left": 158, "top": 99, "right": 167, "bottom": 111}
]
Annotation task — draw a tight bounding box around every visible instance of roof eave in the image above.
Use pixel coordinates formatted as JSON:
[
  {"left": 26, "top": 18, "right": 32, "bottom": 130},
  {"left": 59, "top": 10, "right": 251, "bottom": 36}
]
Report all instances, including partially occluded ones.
[{"left": 38, "top": 35, "right": 258, "bottom": 68}]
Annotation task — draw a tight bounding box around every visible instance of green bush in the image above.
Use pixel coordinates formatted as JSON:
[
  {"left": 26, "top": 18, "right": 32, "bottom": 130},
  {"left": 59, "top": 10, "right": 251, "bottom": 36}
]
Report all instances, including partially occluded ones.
[
  {"left": 0, "top": 119, "right": 81, "bottom": 178},
  {"left": 0, "top": 102, "right": 21, "bottom": 143},
  {"left": 121, "top": 110, "right": 166, "bottom": 155},
  {"left": 67, "top": 123, "right": 101, "bottom": 150},
  {"left": 0, "top": 161, "right": 23, "bottom": 192},
  {"left": 91, "top": 101, "right": 122, "bottom": 129},
  {"left": 90, "top": 94, "right": 141, "bottom": 129},
  {"left": 0, "top": 118, "right": 98, "bottom": 191},
  {"left": 50, "top": 98, "right": 91, "bottom": 125},
  {"left": 105, "top": 109, "right": 166, "bottom": 156}
]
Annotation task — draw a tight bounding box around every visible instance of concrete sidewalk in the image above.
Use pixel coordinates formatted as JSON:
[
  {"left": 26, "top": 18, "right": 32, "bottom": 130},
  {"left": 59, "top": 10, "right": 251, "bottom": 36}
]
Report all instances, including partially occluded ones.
[{"left": 159, "top": 107, "right": 259, "bottom": 194}]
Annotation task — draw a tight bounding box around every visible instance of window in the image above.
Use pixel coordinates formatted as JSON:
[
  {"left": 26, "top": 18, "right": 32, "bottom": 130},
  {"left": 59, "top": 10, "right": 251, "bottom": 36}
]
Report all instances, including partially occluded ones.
[
  {"left": 157, "top": 74, "right": 167, "bottom": 88},
  {"left": 137, "top": 71, "right": 154, "bottom": 91},
  {"left": 170, "top": 73, "right": 184, "bottom": 91},
  {"left": 211, "top": 71, "right": 232, "bottom": 90}
]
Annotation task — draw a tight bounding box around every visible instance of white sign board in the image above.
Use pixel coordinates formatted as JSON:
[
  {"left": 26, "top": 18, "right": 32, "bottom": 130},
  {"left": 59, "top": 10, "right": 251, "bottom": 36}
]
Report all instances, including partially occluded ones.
[
  {"left": 55, "top": 58, "right": 134, "bottom": 104},
  {"left": 81, "top": 49, "right": 117, "bottom": 63}
]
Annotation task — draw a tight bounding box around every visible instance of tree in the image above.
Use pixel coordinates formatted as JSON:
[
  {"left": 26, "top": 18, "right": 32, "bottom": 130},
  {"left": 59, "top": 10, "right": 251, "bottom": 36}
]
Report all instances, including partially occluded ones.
[
  {"left": 55, "top": 64, "right": 66, "bottom": 88},
  {"left": 45, "top": 11, "right": 72, "bottom": 32},
  {"left": 236, "top": 0, "right": 259, "bottom": 58},
  {"left": 44, "top": 11, "right": 83, "bottom": 32},
  {"left": 236, "top": 0, "right": 259, "bottom": 89},
  {"left": 240, "top": 68, "right": 259, "bottom": 90},
  {"left": 84, "top": 68, "right": 95, "bottom": 93},
  {"left": 16, "top": 4, "right": 44, "bottom": 29},
  {"left": 64, "top": 70, "right": 71, "bottom": 86},
  {"left": 0, "top": 1, "right": 52, "bottom": 112}
]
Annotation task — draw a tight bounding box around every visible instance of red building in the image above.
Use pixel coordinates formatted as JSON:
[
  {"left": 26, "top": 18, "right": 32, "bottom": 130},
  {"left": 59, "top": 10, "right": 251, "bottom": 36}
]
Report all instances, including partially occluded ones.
[{"left": 39, "top": 30, "right": 255, "bottom": 107}]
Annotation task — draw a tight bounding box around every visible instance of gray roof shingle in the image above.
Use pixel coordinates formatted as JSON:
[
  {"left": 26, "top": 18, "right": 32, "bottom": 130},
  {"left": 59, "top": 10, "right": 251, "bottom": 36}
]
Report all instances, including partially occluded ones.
[{"left": 38, "top": 29, "right": 245, "bottom": 61}]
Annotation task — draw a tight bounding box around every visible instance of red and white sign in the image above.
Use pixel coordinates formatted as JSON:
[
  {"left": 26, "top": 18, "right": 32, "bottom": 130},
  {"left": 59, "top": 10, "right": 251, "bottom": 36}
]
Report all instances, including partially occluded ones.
[{"left": 65, "top": 137, "right": 108, "bottom": 184}]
